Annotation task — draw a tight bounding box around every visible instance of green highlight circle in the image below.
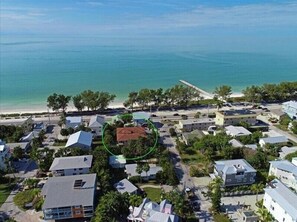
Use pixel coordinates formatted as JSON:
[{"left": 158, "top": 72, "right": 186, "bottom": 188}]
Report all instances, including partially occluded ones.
[{"left": 102, "top": 113, "right": 158, "bottom": 161}]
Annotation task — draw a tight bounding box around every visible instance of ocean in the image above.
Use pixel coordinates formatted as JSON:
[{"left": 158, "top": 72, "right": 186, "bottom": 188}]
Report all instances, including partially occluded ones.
[{"left": 1, "top": 36, "right": 297, "bottom": 113}]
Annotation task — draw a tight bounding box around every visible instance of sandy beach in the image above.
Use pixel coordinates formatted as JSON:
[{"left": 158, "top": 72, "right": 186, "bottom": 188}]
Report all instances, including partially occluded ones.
[{"left": 0, "top": 92, "right": 243, "bottom": 115}]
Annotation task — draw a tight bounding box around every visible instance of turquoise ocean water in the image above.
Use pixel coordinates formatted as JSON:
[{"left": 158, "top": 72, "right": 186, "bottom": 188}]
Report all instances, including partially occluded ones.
[{"left": 1, "top": 36, "right": 297, "bottom": 112}]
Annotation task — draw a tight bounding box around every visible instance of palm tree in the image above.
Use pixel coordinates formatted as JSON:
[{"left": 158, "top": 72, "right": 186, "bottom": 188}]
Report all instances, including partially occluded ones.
[
  {"left": 257, "top": 206, "right": 274, "bottom": 222},
  {"left": 251, "top": 183, "right": 264, "bottom": 201},
  {"left": 142, "top": 162, "right": 150, "bottom": 178},
  {"left": 136, "top": 163, "right": 143, "bottom": 183}
]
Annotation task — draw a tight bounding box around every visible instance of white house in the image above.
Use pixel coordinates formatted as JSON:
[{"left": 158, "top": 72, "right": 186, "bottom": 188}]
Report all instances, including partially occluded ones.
[
  {"left": 49, "top": 155, "right": 93, "bottom": 177},
  {"left": 282, "top": 101, "right": 297, "bottom": 120},
  {"left": 88, "top": 115, "right": 105, "bottom": 137},
  {"left": 225, "top": 125, "right": 252, "bottom": 137},
  {"left": 178, "top": 118, "right": 215, "bottom": 132},
  {"left": 114, "top": 179, "right": 138, "bottom": 194},
  {"left": 268, "top": 160, "right": 297, "bottom": 191},
  {"left": 109, "top": 155, "right": 126, "bottom": 168},
  {"left": 65, "top": 131, "right": 93, "bottom": 150},
  {"left": 65, "top": 116, "right": 82, "bottom": 129},
  {"left": 125, "top": 164, "right": 162, "bottom": 180},
  {"left": 263, "top": 179, "right": 297, "bottom": 222},
  {"left": 0, "top": 140, "right": 10, "bottom": 170},
  {"left": 259, "top": 136, "right": 288, "bottom": 147},
  {"left": 279, "top": 146, "right": 297, "bottom": 159}
]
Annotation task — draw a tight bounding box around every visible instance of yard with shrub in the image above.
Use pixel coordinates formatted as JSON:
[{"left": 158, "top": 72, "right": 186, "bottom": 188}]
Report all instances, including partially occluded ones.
[
  {"left": 142, "top": 187, "right": 161, "bottom": 202},
  {"left": 13, "top": 188, "right": 43, "bottom": 211}
]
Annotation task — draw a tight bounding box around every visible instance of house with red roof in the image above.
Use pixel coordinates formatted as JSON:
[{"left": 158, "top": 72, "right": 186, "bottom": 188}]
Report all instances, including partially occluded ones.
[{"left": 116, "top": 127, "right": 146, "bottom": 145}]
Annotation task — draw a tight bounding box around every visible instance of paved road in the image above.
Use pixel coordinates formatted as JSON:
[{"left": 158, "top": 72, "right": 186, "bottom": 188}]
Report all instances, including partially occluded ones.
[{"left": 159, "top": 123, "right": 213, "bottom": 221}]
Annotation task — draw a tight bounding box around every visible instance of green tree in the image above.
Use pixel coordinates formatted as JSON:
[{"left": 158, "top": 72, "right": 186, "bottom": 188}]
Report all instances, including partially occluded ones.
[
  {"left": 291, "top": 121, "right": 297, "bottom": 134},
  {"left": 124, "top": 92, "right": 138, "bottom": 111},
  {"left": 142, "top": 162, "right": 150, "bottom": 177},
  {"left": 137, "top": 88, "right": 152, "bottom": 109},
  {"left": 93, "top": 192, "right": 129, "bottom": 222},
  {"left": 242, "top": 85, "right": 262, "bottom": 104},
  {"left": 129, "top": 194, "right": 142, "bottom": 207},
  {"left": 251, "top": 183, "right": 264, "bottom": 201},
  {"left": 12, "top": 146, "right": 23, "bottom": 159},
  {"left": 80, "top": 90, "right": 98, "bottom": 110},
  {"left": 208, "top": 177, "right": 223, "bottom": 213},
  {"left": 47, "top": 93, "right": 71, "bottom": 112},
  {"left": 60, "top": 128, "right": 69, "bottom": 137},
  {"left": 257, "top": 206, "right": 274, "bottom": 222},
  {"left": 214, "top": 85, "right": 232, "bottom": 101},
  {"left": 72, "top": 94, "right": 85, "bottom": 111},
  {"left": 97, "top": 92, "right": 116, "bottom": 110}
]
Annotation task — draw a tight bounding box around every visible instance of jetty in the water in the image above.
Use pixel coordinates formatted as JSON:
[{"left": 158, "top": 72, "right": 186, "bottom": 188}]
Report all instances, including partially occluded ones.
[{"left": 179, "top": 80, "right": 214, "bottom": 99}]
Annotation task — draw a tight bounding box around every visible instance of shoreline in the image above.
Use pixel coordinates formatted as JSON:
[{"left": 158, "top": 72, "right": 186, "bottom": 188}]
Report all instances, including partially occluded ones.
[{"left": 0, "top": 92, "right": 243, "bottom": 115}]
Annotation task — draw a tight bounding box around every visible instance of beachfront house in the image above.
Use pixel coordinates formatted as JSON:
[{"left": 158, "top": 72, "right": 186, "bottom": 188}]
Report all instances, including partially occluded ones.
[
  {"left": 65, "top": 131, "right": 93, "bottom": 150},
  {"left": 0, "top": 140, "right": 11, "bottom": 170},
  {"left": 88, "top": 115, "right": 105, "bottom": 137},
  {"left": 49, "top": 155, "right": 93, "bottom": 177},
  {"left": 215, "top": 110, "right": 257, "bottom": 126},
  {"left": 114, "top": 179, "right": 138, "bottom": 195},
  {"left": 109, "top": 155, "right": 126, "bottom": 168},
  {"left": 125, "top": 164, "right": 162, "bottom": 180},
  {"left": 263, "top": 179, "right": 297, "bottom": 222},
  {"left": 225, "top": 125, "right": 252, "bottom": 137},
  {"left": 259, "top": 136, "right": 288, "bottom": 148},
  {"left": 268, "top": 159, "right": 297, "bottom": 191},
  {"left": 116, "top": 127, "right": 146, "bottom": 145},
  {"left": 178, "top": 118, "right": 215, "bottom": 132},
  {"left": 132, "top": 111, "right": 150, "bottom": 126},
  {"left": 279, "top": 146, "right": 297, "bottom": 159},
  {"left": 127, "top": 198, "right": 179, "bottom": 222},
  {"left": 213, "top": 159, "right": 257, "bottom": 187},
  {"left": 282, "top": 101, "right": 297, "bottom": 120},
  {"left": 65, "top": 116, "right": 82, "bottom": 129},
  {"left": 42, "top": 174, "right": 96, "bottom": 220}
]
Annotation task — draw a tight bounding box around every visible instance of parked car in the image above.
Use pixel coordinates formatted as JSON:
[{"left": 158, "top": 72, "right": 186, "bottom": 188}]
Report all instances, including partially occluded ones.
[{"left": 173, "top": 113, "right": 179, "bottom": 116}]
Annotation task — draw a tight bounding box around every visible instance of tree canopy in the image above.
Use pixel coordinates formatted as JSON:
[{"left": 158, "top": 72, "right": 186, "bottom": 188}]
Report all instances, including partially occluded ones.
[{"left": 47, "top": 93, "right": 71, "bottom": 112}]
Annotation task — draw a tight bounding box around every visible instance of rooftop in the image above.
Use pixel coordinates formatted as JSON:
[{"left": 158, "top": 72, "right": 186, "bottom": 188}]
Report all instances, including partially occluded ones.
[
  {"left": 66, "top": 116, "right": 82, "bottom": 123},
  {"left": 65, "top": 130, "right": 93, "bottom": 148},
  {"left": 225, "top": 125, "right": 252, "bottom": 136},
  {"left": 218, "top": 109, "right": 256, "bottom": 116},
  {"left": 229, "top": 139, "right": 243, "bottom": 148},
  {"left": 215, "top": 159, "right": 256, "bottom": 175},
  {"left": 283, "top": 100, "right": 297, "bottom": 109},
  {"left": 114, "top": 179, "right": 138, "bottom": 194},
  {"left": 179, "top": 118, "right": 215, "bottom": 125},
  {"left": 279, "top": 146, "right": 297, "bottom": 158},
  {"left": 49, "top": 155, "right": 93, "bottom": 171},
  {"left": 116, "top": 127, "right": 146, "bottom": 142},
  {"left": 183, "top": 130, "right": 205, "bottom": 141},
  {"left": 265, "top": 179, "right": 297, "bottom": 219},
  {"left": 42, "top": 174, "right": 96, "bottom": 209},
  {"left": 260, "top": 136, "right": 288, "bottom": 144},
  {"left": 109, "top": 155, "right": 126, "bottom": 165},
  {"left": 270, "top": 160, "right": 297, "bottom": 176},
  {"left": 89, "top": 115, "right": 105, "bottom": 127},
  {"left": 125, "top": 164, "right": 162, "bottom": 177},
  {"left": 132, "top": 112, "right": 150, "bottom": 120}
]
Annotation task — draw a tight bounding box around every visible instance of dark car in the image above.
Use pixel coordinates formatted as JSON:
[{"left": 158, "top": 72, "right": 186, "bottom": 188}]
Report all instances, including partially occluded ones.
[
  {"left": 151, "top": 114, "right": 157, "bottom": 117},
  {"left": 173, "top": 113, "right": 179, "bottom": 116}
]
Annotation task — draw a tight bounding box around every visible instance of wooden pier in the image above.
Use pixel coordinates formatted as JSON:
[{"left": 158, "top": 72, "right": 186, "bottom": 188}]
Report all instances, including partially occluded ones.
[{"left": 179, "top": 80, "right": 214, "bottom": 99}]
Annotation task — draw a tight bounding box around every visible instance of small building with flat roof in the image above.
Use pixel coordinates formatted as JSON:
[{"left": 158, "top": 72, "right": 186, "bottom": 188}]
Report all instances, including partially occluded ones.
[
  {"left": 65, "top": 116, "right": 82, "bottom": 129},
  {"left": 259, "top": 136, "right": 288, "bottom": 147},
  {"left": 225, "top": 125, "right": 252, "bottom": 137},
  {"left": 65, "top": 131, "right": 93, "bottom": 150},
  {"left": 178, "top": 118, "right": 215, "bottom": 132},
  {"left": 109, "top": 155, "right": 126, "bottom": 168},
  {"left": 114, "top": 179, "right": 138, "bottom": 194},
  {"left": 263, "top": 179, "right": 297, "bottom": 222},
  {"left": 215, "top": 110, "right": 257, "bottom": 126},
  {"left": 42, "top": 174, "right": 97, "bottom": 220},
  {"left": 49, "top": 155, "right": 93, "bottom": 177},
  {"left": 282, "top": 101, "right": 297, "bottom": 120},
  {"left": 213, "top": 159, "right": 256, "bottom": 187}
]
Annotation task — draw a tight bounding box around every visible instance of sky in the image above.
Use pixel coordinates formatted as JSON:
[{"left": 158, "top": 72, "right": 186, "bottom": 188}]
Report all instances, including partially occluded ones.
[{"left": 1, "top": 0, "right": 297, "bottom": 52}]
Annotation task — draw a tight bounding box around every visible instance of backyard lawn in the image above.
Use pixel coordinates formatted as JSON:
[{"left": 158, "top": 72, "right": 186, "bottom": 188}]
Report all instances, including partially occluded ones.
[
  {"left": 0, "top": 181, "right": 15, "bottom": 207},
  {"left": 142, "top": 187, "right": 161, "bottom": 202}
]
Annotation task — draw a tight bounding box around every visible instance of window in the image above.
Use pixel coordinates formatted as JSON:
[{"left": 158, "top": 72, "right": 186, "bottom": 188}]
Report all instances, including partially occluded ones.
[{"left": 79, "top": 168, "right": 83, "bottom": 170}]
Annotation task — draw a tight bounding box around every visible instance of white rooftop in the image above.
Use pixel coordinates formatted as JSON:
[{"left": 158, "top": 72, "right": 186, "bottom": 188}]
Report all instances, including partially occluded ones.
[
  {"left": 89, "top": 115, "right": 105, "bottom": 127},
  {"left": 65, "top": 131, "right": 93, "bottom": 148},
  {"left": 260, "top": 136, "right": 288, "bottom": 144},
  {"left": 180, "top": 118, "right": 215, "bottom": 125},
  {"left": 109, "top": 155, "right": 126, "bottom": 165},
  {"left": 264, "top": 179, "right": 297, "bottom": 220},
  {"left": 49, "top": 155, "right": 93, "bottom": 171},
  {"left": 225, "top": 125, "right": 252, "bottom": 137},
  {"left": 114, "top": 179, "right": 138, "bottom": 194}
]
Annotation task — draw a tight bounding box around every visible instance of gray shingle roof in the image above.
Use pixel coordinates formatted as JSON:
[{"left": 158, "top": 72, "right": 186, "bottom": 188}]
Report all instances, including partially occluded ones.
[
  {"left": 49, "top": 155, "right": 93, "bottom": 171},
  {"left": 89, "top": 115, "right": 105, "bottom": 127},
  {"left": 215, "top": 159, "right": 256, "bottom": 175},
  {"left": 65, "top": 131, "right": 93, "bottom": 148},
  {"left": 114, "top": 179, "right": 138, "bottom": 194},
  {"left": 265, "top": 179, "right": 297, "bottom": 220},
  {"left": 42, "top": 174, "right": 96, "bottom": 209}
]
